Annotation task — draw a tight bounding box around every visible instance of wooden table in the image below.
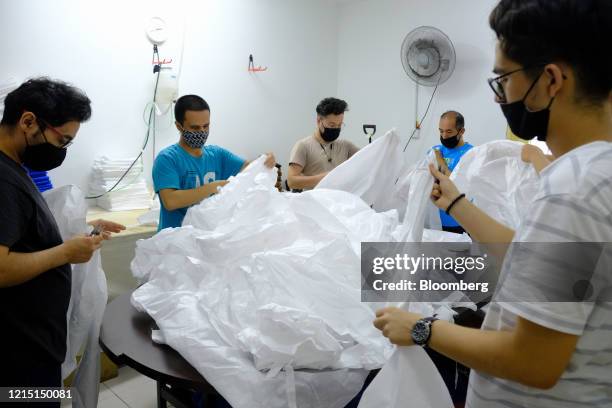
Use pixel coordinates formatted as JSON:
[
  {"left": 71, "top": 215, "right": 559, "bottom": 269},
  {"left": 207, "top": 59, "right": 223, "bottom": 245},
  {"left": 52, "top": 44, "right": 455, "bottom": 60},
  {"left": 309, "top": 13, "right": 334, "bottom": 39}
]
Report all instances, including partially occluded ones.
[
  {"left": 99, "top": 292, "right": 220, "bottom": 408},
  {"left": 86, "top": 207, "right": 157, "bottom": 300},
  {"left": 86, "top": 207, "right": 157, "bottom": 237}
]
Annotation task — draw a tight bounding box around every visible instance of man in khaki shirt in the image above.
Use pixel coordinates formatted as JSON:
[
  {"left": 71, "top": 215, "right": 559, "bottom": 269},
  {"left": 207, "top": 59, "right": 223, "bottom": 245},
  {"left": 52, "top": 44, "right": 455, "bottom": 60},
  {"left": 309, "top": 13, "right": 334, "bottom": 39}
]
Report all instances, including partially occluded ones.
[{"left": 288, "top": 97, "right": 359, "bottom": 190}]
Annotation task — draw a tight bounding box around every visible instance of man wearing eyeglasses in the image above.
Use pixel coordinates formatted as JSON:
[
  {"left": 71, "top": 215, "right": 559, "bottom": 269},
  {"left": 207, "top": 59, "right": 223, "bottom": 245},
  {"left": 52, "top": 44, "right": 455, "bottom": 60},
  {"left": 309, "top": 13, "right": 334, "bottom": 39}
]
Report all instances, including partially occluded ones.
[
  {"left": 0, "top": 78, "right": 124, "bottom": 399},
  {"left": 373, "top": 1, "right": 612, "bottom": 407},
  {"left": 287, "top": 97, "right": 359, "bottom": 191}
]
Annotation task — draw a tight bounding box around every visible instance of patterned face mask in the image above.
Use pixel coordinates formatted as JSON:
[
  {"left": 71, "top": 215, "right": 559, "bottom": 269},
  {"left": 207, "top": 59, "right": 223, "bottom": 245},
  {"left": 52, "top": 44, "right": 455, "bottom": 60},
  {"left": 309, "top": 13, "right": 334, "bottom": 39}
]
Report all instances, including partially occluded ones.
[{"left": 182, "top": 129, "right": 209, "bottom": 149}]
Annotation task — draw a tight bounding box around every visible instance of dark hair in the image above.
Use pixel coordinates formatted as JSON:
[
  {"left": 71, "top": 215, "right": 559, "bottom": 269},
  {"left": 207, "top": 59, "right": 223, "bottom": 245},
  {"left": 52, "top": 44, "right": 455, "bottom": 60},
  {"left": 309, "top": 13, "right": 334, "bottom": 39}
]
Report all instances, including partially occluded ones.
[
  {"left": 316, "top": 97, "right": 348, "bottom": 117},
  {"left": 490, "top": 0, "right": 612, "bottom": 104},
  {"left": 440, "top": 111, "right": 464, "bottom": 129},
  {"left": 174, "top": 95, "right": 210, "bottom": 124},
  {"left": 1, "top": 77, "right": 91, "bottom": 127}
]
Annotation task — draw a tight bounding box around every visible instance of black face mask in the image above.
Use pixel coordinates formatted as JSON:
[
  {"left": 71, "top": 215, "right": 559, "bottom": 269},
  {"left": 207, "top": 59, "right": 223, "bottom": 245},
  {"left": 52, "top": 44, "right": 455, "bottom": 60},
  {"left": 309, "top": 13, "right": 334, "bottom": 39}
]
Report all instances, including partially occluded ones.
[
  {"left": 321, "top": 126, "right": 341, "bottom": 142},
  {"left": 22, "top": 131, "right": 67, "bottom": 171},
  {"left": 500, "top": 73, "right": 554, "bottom": 142},
  {"left": 440, "top": 133, "right": 461, "bottom": 149}
]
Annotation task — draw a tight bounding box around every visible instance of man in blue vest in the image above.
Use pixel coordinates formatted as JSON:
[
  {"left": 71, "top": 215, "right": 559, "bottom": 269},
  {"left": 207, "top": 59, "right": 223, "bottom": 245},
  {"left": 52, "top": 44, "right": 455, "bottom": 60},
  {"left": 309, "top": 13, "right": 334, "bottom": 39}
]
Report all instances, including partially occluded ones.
[{"left": 432, "top": 110, "right": 473, "bottom": 234}]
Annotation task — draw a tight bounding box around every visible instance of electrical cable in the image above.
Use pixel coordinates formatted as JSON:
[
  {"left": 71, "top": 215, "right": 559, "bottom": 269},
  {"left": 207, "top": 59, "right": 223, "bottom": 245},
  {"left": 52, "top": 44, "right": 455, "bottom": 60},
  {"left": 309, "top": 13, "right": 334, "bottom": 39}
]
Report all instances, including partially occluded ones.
[
  {"left": 394, "top": 73, "right": 443, "bottom": 185},
  {"left": 86, "top": 49, "right": 162, "bottom": 199},
  {"left": 402, "top": 73, "right": 442, "bottom": 152}
]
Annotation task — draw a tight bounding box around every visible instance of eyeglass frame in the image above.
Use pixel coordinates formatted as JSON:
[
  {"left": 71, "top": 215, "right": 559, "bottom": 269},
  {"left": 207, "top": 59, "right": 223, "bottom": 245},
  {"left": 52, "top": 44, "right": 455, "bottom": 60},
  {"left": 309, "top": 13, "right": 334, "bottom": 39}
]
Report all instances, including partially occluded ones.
[
  {"left": 37, "top": 119, "right": 74, "bottom": 148},
  {"left": 488, "top": 64, "right": 551, "bottom": 102},
  {"left": 488, "top": 63, "right": 568, "bottom": 105},
  {"left": 320, "top": 119, "right": 346, "bottom": 130}
]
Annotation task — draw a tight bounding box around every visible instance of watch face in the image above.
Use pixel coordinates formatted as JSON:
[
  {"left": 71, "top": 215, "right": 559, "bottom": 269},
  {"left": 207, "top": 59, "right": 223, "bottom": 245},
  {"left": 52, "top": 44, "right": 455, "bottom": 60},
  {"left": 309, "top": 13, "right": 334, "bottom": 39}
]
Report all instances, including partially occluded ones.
[{"left": 412, "top": 320, "right": 430, "bottom": 345}]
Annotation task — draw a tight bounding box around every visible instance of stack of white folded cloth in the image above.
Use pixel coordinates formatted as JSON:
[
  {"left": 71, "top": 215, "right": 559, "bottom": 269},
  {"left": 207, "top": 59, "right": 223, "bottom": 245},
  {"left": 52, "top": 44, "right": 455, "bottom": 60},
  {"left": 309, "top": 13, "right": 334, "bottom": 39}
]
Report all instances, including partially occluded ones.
[{"left": 88, "top": 157, "right": 154, "bottom": 211}]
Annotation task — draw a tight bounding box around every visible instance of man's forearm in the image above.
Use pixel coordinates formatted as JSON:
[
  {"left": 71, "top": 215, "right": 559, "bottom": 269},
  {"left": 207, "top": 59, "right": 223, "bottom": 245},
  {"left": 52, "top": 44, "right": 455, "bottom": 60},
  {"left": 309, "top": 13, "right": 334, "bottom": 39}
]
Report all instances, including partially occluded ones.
[
  {"left": 450, "top": 198, "right": 515, "bottom": 244},
  {"left": 428, "top": 320, "right": 558, "bottom": 389},
  {"left": 287, "top": 173, "right": 326, "bottom": 190},
  {"left": 0, "top": 245, "right": 68, "bottom": 287},
  {"left": 161, "top": 182, "right": 225, "bottom": 210}
]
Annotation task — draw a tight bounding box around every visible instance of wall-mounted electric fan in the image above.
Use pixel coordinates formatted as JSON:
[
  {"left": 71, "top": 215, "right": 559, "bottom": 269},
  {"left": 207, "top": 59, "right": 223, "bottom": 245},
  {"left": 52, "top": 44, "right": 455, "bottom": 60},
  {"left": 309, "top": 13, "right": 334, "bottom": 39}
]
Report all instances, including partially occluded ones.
[{"left": 400, "top": 26, "right": 456, "bottom": 148}]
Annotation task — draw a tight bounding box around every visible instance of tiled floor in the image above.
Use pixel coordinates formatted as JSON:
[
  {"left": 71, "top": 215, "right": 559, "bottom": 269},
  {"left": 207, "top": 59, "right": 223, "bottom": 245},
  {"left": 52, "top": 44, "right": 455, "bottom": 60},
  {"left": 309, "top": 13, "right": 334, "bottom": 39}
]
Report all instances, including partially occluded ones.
[{"left": 61, "top": 366, "right": 163, "bottom": 408}]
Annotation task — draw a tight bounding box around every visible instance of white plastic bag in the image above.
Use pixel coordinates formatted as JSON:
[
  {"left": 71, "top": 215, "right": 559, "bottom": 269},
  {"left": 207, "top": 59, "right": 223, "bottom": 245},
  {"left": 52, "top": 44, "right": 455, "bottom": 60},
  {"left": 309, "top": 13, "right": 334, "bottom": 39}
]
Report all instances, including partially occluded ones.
[
  {"left": 358, "top": 300, "right": 473, "bottom": 408},
  {"left": 391, "top": 153, "right": 437, "bottom": 242},
  {"left": 183, "top": 156, "right": 278, "bottom": 230},
  {"left": 44, "top": 185, "right": 107, "bottom": 408},
  {"left": 132, "top": 151, "right": 490, "bottom": 408},
  {"left": 451, "top": 140, "right": 540, "bottom": 229},
  {"left": 358, "top": 347, "right": 453, "bottom": 408},
  {"left": 132, "top": 157, "right": 395, "bottom": 408},
  {"left": 316, "top": 129, "right": 404, "bottom": 210}
]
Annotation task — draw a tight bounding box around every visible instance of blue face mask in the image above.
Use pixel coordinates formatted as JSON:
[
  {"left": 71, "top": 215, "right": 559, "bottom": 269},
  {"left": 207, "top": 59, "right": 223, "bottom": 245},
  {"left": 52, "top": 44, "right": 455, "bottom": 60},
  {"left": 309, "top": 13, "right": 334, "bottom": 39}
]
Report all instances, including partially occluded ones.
[{"left": 182, "top": 129, "right": 209, "bottom": 149}]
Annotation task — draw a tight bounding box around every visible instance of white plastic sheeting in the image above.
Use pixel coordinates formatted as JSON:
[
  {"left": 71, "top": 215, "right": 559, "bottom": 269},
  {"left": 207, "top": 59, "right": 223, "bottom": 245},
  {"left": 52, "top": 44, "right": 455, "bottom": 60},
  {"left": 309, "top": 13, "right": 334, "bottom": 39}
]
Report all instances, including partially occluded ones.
[
  {"left": 451, "top": 140, "right": 540, "bottom": 229},
  {"left": 317, "top": 129, "right": 441, "bottom": 232},
  {"left": 44, "top": 185, "right": 107, "bottom": 408},
  {"left": 391, "top": 154, "right": 441, "bottom": 242},
  {"left": 132, "top": 157, "right": 398, "bottom": 408},
  {"left": 357, "top": 141, "right": 538, "bottom": 408},
  {"left": 130, "top": 131, "right": 471, "bottom": 407},
  {"left": 131, "top": 136, "right": 542, "bottom": 408},
  {"left": 358, "top": 347, "right": 453, "bottom": 408},
  {"left": 316, "top": 129, "right": 405, "bottom": 211}
]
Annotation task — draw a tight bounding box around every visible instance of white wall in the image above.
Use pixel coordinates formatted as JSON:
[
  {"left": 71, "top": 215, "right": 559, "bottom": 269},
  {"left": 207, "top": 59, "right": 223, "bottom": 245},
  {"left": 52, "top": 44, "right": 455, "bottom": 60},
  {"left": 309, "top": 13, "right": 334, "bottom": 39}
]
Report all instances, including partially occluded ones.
[
  {"left": 336, "top": 0, "right": 507, "bottom": 165},
  {"left": 0, "top": 0, "right": 340, "bottom": 194},
  {"left": 1, "top": 0, "right": 507, "bottom": 196}
]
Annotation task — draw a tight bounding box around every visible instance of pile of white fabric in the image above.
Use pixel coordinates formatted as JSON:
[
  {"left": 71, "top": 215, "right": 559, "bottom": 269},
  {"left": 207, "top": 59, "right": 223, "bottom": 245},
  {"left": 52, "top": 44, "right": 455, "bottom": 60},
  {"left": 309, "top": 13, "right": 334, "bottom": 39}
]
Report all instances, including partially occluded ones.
[
  {"left": 451, "top": 140, "right": 540, "bottom": 230},
  {"left": 88, "top": 156, "right": 154, "bottom": 211},
  {"left": 130, "top": 132, "right": 539, "bottom": 408},
  {"left": 131, "top": 161, "right": 397, "bottom": 408}
]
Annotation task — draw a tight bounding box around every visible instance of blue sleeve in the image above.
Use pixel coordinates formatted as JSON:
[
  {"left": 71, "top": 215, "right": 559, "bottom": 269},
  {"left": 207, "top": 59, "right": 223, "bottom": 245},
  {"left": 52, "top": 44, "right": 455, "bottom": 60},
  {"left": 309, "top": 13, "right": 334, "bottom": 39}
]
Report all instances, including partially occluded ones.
[
  {"left": 152, "top": 153, "right": 181, "bottom": 193},
  {"left": 219, "top": 148, "right": 246, "bottom": 179}
]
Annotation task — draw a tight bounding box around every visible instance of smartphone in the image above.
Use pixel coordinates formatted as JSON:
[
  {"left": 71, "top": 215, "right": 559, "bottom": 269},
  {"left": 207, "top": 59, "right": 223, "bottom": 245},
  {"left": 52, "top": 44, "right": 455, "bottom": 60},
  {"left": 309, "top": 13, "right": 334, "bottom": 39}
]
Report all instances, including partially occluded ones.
[{"left": 90, "top": 224, "right": 103, "bottom": 236}]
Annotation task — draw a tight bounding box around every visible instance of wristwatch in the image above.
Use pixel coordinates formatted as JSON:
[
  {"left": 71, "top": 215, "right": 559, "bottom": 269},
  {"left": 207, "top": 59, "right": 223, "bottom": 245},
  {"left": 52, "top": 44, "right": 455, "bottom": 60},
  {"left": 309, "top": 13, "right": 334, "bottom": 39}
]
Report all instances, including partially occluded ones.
[{"left": 411, "top": 316, "right": 439, "bottom": 346}]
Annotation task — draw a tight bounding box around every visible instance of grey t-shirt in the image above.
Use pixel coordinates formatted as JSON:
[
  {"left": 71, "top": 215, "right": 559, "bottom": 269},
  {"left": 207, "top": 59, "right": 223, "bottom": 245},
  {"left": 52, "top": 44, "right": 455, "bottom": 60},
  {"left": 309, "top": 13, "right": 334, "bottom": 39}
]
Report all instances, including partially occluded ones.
[
  {"left": 467, "top": 141, "right": 612, "bottom": 408},
  {"left": 289, "top": 134, "right": 359, "bottom": 179}
]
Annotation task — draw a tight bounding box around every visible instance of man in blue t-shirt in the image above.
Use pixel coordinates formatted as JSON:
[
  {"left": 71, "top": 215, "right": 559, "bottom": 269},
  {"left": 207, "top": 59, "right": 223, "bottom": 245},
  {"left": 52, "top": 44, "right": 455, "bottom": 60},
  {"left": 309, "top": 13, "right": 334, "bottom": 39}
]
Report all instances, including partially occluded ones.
[
  {"left": 153, "top": 95, "right": 275, "bottom": 230},
  {"left": 432, "top": 110, "right": 473, "bottom": 234}
]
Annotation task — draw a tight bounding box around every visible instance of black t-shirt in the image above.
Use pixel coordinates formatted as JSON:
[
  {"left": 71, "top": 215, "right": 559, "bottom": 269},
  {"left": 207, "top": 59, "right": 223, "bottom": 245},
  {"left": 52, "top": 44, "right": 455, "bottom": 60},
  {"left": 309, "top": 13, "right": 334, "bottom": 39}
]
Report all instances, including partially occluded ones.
[{"left": 0, "top": 151, "right": 71, "bottom": 370}]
